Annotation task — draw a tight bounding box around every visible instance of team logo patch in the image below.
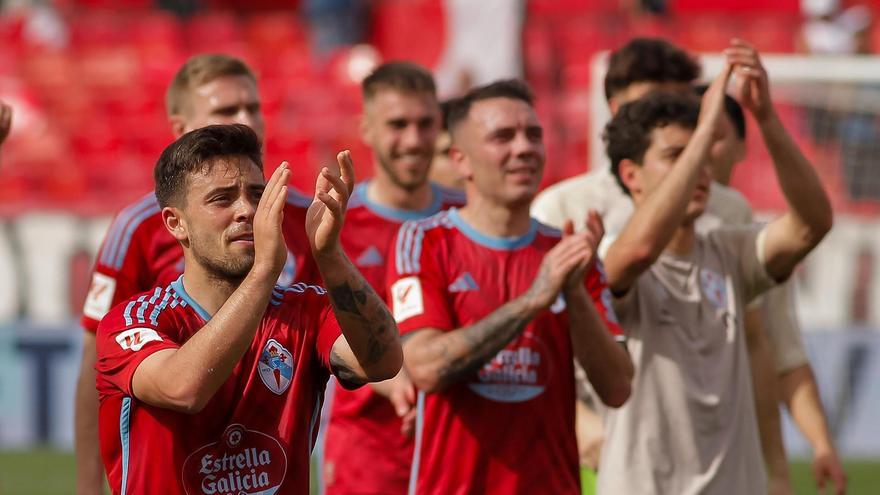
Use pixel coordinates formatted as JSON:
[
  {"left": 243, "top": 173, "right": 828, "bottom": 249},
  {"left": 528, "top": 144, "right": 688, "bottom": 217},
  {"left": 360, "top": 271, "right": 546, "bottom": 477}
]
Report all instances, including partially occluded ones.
[
  {"left": 468, "top": 330, "right": 552, "bottom": 403},
  {"left": 391, "top": 276, "right": 424, "bottom": 322},
  {"left": 83, "top": 273, "right": 117, "bottom": 320},
  {"left": 258, "top": 339, "right": 293, "bottom": 395},
  {"left": 115, "top": 327, "right": 162, "bottom": 352},
  {"left": 182, "top": 423, "right": 288, "bottom": 495},
  {"left": 448, "top": 272, "right": 479, "bottom": 293},
  {"left": 700, "top": 269, "right": 728, "bottom": 309}
]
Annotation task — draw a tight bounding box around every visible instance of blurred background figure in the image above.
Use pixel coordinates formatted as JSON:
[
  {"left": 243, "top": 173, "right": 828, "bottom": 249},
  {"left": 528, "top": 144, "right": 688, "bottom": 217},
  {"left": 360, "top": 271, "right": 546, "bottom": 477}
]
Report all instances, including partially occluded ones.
[
  {"left": 798, "top": 0, "right": 872, "bottom": 55},
  {"left": 427, "top": 99, "right": 464, "bottom": 190}
]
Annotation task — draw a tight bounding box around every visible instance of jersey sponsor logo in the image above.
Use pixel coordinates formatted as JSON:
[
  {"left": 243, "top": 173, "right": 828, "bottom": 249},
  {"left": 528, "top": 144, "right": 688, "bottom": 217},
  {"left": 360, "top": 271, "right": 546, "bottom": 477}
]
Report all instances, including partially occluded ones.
[
  {"left": 182, "top": 423, "right": 288, "bottom": 495},
  {"left": 355, "top": 246, "right": 384, "bottom": 267},
  {"left": 468, "top": 330, "right": 552, "bottom": 403},
  {"left": 448, "top": 272, "right": 479, "bottom": 293},
  {"left": 700, "top": 268, "right": 728, "bottom": 309},
  {"left": 391, "top": 276, "right": 424, "bottom": 322},
  {"left": 114, "top": 327, "right": 163, "bottom": 351},
  {"left": 83, "top": 272, "right": 117, "bottom": 320},
  {"left": 258, "top": 339, "right": 294, "bottom": 395}
]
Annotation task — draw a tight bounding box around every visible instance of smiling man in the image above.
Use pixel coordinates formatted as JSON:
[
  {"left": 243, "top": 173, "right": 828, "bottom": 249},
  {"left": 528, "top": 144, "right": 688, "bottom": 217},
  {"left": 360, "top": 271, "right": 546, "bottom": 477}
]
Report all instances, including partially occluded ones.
[
  {"left": 387, "top": 80, "right": 632, "bottom": 494},
  {"left": 95, "top": 124, "right": 401, "bottom": 494}
]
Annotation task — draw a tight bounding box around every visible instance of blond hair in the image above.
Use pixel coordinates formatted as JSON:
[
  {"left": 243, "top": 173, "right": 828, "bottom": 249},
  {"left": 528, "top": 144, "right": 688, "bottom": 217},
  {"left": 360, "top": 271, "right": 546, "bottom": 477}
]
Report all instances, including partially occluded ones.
[{"left": 165, "top": 54, "right": 257, "bottom": 116}]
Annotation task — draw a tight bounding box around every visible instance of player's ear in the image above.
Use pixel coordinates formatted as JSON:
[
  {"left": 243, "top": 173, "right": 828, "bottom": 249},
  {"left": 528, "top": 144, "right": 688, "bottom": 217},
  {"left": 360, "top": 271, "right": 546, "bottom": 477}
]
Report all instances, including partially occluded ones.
[
  {"left": 162, "top": 206, "right": 189, "bottom": 243},
  {"left": 169, "top": 115, "right": 187, "bottom": 139},
  {"left": 449, "top": 145, "right": 472, "bottom": 181},
  {"left": 619, "top": 158, "right": 642, "bottom": 198},
  {"left": 608, "top": 96, "right": 621, "bottom": 117}
]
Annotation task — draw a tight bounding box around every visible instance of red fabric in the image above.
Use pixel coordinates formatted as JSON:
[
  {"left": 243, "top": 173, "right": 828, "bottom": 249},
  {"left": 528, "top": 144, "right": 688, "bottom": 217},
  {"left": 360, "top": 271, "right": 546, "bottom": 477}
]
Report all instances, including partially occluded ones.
[
  {"left": 322, "top": 182, "right": 465, "bottom": 495},
  {"left": 96, "top": 279, "right": 340, "bottom": 495},
  {"left": 385, "top": 209, "right": 621, "bottom": 495}
]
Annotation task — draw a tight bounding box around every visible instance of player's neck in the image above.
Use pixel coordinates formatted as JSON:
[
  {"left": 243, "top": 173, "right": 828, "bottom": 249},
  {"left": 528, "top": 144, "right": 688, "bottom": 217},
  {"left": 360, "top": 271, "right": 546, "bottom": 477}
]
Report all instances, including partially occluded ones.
[
  {"left": 457, "top": 198, "right": 532, "bottom": 239},
  {"left": 665, "top": 224, "right": 697, "bottom": 257},
  {"left": 367, "top": 175, "right": 434, "bottom": 212},
  {"left": 181, "top": 264, "right": 243, "bottom": 317}
]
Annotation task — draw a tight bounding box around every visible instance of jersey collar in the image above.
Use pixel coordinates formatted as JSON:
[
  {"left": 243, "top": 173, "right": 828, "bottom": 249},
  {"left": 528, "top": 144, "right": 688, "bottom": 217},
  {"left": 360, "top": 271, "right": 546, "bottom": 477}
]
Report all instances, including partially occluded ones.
[
  {"left": 353, "top": 181, "right": 444, "bottom": 222},
  {"left": 170, "top": 276, "right": 212, "bottom": 321},
  {"left": 447, "top": 208, "right": 538, "bottom": 251}
]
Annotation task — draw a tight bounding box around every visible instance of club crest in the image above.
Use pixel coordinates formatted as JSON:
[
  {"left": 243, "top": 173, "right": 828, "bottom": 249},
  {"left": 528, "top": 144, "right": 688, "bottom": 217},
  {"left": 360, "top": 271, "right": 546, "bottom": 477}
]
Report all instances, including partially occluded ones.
[{"left": 258, "top": 339, "right": 294, "bottom": 395}]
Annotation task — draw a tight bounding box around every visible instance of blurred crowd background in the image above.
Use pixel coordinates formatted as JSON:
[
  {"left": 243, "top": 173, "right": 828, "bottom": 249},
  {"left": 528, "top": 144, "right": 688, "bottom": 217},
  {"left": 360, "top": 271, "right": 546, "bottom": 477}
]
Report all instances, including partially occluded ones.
[{"left": 1, "top": 0, "right": 880, "bottom": 485}]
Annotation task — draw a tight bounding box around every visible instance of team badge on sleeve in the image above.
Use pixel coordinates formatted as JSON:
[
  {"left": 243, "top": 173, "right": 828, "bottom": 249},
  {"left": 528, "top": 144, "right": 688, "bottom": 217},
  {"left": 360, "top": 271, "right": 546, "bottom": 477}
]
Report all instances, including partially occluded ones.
[
  {"left": 115, "top": 327, "right": 163, "bottom": 351},
  {"left": 391, "top": 276, "right": 424, "bottom": 322},
  {"left": 258, "top": 339, "right": 293, "bottom": 395},
  {"left": 83, "top": 272, "right": 117, "bottom": 320}
]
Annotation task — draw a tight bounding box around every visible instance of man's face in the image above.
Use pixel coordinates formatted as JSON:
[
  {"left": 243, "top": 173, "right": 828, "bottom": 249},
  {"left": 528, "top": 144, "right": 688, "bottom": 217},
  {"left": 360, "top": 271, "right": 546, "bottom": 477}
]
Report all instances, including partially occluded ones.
[
  {"left": 609, "top": 81, "right": 692, "bottom": 115},
  {"left": 708, "top": 112, "right": 746, "bottom": 185},
  {"left": 174, "top": 75, "right": 265, "bottom": 141},
  {"left": 452, "top": 97, "right": 545, "bottom": 207},
  {"left": 361, "top": 89, "right": 440, "bottom": 191},
  {"left": 172, "top": 156, "right": 265, "bottom": 280},
  {"left": 622, "top": 124, "right": 712, "bottom": 222}
]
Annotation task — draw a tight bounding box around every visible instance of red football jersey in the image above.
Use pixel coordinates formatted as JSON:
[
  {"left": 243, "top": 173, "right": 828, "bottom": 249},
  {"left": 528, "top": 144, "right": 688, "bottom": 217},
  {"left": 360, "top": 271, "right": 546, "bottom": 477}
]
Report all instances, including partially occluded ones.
[
  {"left": 96, "top": 276, "right": 341, "bottom": 494},
  {"left": 323, "top": 182, "right": 465, "bottom": 495},
  {"left": 386, "top": 208, "right": 623, "bottom": 495},
  {"left": 81, "top": 190, "right": 319, "bottom": 333}
]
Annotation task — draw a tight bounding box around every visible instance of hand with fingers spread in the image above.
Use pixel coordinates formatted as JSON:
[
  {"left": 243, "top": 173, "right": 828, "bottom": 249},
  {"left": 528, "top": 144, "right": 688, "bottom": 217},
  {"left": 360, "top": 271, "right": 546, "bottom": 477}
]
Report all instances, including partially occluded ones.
[
  {"left": 253, "top": 162, "right": 291, "bottom": 279},
  {"left": 562, "top": 211, "right": 605, "bottom": 292},
  {"left": 725, "top": 39, "right": 774, "bottom": 123},
  {"left": 308, "top": 150, "right": 356, "bottom": 257},
  {"left": 0, "top": 101, "right": 11, "bottom": 147}
]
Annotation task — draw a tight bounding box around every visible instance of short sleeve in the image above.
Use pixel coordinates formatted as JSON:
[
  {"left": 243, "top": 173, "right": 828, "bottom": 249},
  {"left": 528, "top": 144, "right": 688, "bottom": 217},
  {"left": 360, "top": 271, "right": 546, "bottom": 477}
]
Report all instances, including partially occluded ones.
[
  {"left": 710, "top": 225, "right": 777, "bottom": 304},
  {"left": 386, "top": 220, "right": 454, "bottom": 334},
  {"left": 81, "top": 243, "right": 145, "bottom": 334},
  {"left": 585, "top": 261, "right": 625, "bottom": 342},
  {"left": 95, "top": 295, "right": 181, "bottom": 397},
  {"left": 761, "top": 282, "right": 809, "bottom": 372},
  {"left": 314, "top": 300, "right": 343, "bottom": 371}
]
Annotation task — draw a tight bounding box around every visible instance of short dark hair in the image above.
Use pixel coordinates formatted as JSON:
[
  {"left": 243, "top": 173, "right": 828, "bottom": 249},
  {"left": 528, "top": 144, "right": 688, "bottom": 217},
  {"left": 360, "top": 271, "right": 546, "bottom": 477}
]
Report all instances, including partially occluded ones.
[
  {"left": 362, "top": 61, "right": 436, "bottom": 101},
  {"left": 446, "top": 79, "right": 534, "bottom": 133},
  {"left": 604, "top": 38, "right": 701, "bottom": 102},
  {"left": 166, "top": 54, "right": 257, "bottom": 116},
  {"left": 694, "top": 84, "right": 746, "bottom": 141},
  {"left": 154, "top": 124, "right": 263, "bottom": 207},
  {"left": 604, "top": 91, "right": 700, "bottom": 195}
]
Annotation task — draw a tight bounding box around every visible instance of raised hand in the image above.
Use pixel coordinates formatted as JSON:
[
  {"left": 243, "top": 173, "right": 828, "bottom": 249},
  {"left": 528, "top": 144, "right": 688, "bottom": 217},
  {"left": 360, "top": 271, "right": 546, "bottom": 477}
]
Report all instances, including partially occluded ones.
[
  {"left": 725, "top": 39, "right": 774, "bottom": 123},
  {"left": 307, "top": 150, "right": 356, "bottom": 257},
  {"left": 0, "top": 101, "right": 11, "bottom": 146},
  {"left": 253, "top": 162, "right": 290, "bottom": 279},
  {"left": 697, "top": 58, "right": 735, "bottom": 137},
  {"left": 563, "top": 210, "right": 605, "bottom": 291}
]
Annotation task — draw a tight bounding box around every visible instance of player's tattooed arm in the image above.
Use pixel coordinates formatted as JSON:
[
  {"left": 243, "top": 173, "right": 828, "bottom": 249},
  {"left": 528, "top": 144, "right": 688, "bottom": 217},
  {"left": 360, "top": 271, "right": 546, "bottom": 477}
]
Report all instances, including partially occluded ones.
[
  {"left": 403, "top": 234, "right": 594, "bottom": 394},
  {"left": 325, "top": 273, "right": 402, "bottom": 385}
]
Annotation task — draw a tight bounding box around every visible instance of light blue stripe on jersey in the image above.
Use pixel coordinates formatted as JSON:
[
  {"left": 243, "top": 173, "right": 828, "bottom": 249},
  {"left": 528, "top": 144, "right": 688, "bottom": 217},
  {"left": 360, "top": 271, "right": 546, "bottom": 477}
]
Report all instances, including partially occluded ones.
[
  {"left": 170, "top": 276, "right": 211, "bottom": 321},
  {"left": 136, "top": 287, "right": 163, "bottom": 324},
  {"left": 447, "top": 208, "right": 538, "bottom": 251},
  {"left": 119, "top": 397, "right": 132, "bottom": 495},
  {"left": 112, "top": 203, "right": 161, "bottom": 270},
  {"left": 123, "top": 294, "right": 149, "bottom": 327},
  {"left": 354, "top": 181, "right": 446, "bottom": 223},
  {"left": 148, "top": 288, "right": 174, "bottom": 326},
  {"left": 408, "top": 391, "right": 426, "bottom": 495},
  {"left": 100, "top": 194, "right": 157, "bottom": 268}
]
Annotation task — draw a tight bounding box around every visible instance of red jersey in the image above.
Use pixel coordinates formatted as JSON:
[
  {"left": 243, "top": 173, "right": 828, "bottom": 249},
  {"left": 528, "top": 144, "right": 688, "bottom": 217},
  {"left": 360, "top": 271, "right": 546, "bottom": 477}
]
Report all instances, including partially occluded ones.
[
  {"left": 81, "top": 189, "right": 319, "bottom": 333},
  {"left": 96, "top": 276, "right": 342, "bottom": 494},
  {"left": 386, "top": 208, "right": 623, "bottom": 495},
  {"left": 323, "top": 182, "right": 465, "bottom": 495}
]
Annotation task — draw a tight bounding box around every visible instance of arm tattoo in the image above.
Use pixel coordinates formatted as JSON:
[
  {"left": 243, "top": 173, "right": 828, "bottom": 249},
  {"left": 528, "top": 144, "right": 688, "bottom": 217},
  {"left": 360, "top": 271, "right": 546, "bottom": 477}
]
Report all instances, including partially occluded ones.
[
  {"left": 435, "top": 302, "right": 533, "bottom": 389},
  {"left": 330, "top": 348, "right": 366, "bottom": 388},
  {"left": 328, "top": 278, "right": 397, "bottom": 367}
]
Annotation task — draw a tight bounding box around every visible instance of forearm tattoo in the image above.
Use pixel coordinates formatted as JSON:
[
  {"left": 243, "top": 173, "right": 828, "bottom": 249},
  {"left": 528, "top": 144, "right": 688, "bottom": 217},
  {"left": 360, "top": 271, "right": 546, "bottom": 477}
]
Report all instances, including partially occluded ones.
[
  {"left": 435, "top": 302, "right": 532, "bottom": 389},
  {"left": 328, "top": 278, "right": 397, "bottom": 367}
]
